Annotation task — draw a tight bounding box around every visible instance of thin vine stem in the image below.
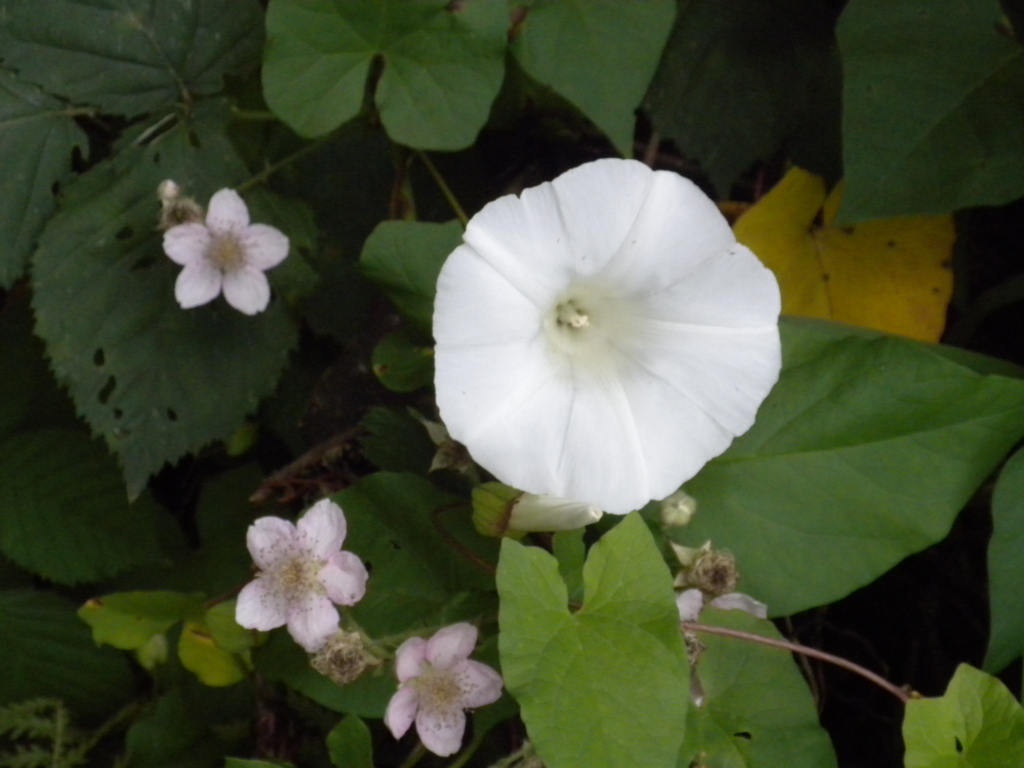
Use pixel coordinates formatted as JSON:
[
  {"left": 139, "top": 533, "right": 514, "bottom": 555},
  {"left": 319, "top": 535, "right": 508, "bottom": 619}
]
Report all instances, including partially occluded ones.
[
  {"left": 445, "top": 729, "right": 487, "bottom": 768},
  {"left": 416, "top": 150, "right": 469, "bottom": 227},
  {"left": 398, "top": 741, "right": 428, "bottom": 768},
  {"left": 431, "top": 502, "right": 497, "bottom": 575},
  {"left": 237, "top": 135, "right": 332, "bottom": 194},
  {"left": 683, "top": 621, "right": 913, "bottom": 704}
]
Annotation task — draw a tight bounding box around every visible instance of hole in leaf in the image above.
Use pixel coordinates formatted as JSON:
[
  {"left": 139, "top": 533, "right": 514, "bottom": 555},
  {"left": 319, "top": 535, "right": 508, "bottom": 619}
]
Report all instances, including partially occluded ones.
[
  {"left": 93, "top": 349, "right": 105, "bottom": 366},
  {"left": 734, "top": 732, "right": 752, "bottom": 741},
  {"left": 131, "top": 255, "right": 157, "bottom": 271},
  {"left": 152, "top": 151, "right": 161, "bottom": 163},
  {"left": 115, "top": 225, "right": 134, "bottom": 241},
  {"left": 955, "top": 737, "right": 963, "bottom": 753},
  {"left": 113, "top": 408, "right": 123, "bottom": 419},
  {"left": 187, "top": 130, "right": 201, "bottom": 148},
  {"left": 98, "top": 376, "right": 116, "bottom": 404},
  {"left": 166, "top": 408, "right": 177, "bottom": 422},
  {"left": 364, "top": 561, "right": 373, "bottom": 574},
  {"left": 390, "top": 540, "right": 402, "bottom": 550}
]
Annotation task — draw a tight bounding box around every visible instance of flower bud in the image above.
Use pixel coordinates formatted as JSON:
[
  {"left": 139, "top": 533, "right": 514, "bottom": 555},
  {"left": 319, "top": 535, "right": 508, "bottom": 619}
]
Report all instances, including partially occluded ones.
[
  {"left": 660, "top": 489, "right": 697, "bottom": 527},
  {"left": 471, "top": 482, "right": 522, "bottom": 537},
  {"left": 134, "top": 633, "right": 169, "bottom": 670},
  {"left": 310, "top": 629, "right": 379, "bottom": 686},
  {"left": 157, "top": 178, "right": 204, "bottom": 230},
  {"left": 508, "top": 493, "right": 602, "bottom": 532},
  {"left": 687, "top": 546, "right": 739, "bottom": 597}
]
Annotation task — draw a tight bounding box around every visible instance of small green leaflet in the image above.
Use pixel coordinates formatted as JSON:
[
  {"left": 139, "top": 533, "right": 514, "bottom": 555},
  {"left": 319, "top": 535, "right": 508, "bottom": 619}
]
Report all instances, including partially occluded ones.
[{"left": 984, "top": 447, "right": 1024, "bottom": 672}]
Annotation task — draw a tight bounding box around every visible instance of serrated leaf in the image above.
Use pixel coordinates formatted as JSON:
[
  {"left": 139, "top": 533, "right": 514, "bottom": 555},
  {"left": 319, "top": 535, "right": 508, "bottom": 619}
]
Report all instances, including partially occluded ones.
[
  {"left": 263, "top": 0, "right": 507, "bottom": 149},
  {"left": 645, "top": 0, "right": 840, "bottom": 193},
  {"left": 904, "top": 664, "right": 1024, "bottom": 767},
  {"left": 360, "top": 220, "right": 463, "bottom": 335},
  {"left": 985, "top": 448, "right": 1024, "bottom": 672},
  {"left": 326, "top": 717, "right": 373, "bottom": 768},
  {"left": 31, "top": 102, "right": 298, "bottom": 498},
  {"left": 498, "top": 513, "right": 689, "bottom": 768},
  {"left": 178, "top": 618, "right": 247, "bottom": 687},
  {"left": 683, "top": 608, "right": 837, "bottom": 768},
  {"left": 674, "top": 319, "right": 1024, "bottom": 616},
  {"left": 0, "top": 429, "right": 161, "bottom": 584},
  {"left": 734, "top": 166, "right": 955, "bottom": 342},
  {"left": 837, "top": 0, "right": 1024, "bottom": 220},
  {"left": 0, "top": 590, "right": 134, "bottom": 718},
  {"left": 78, "top": 591, "right": 205, "bottom": 650},
  {"left": 513, "top": 0, "right": 676, "bottom": 156},
  {"left": 0, "top": 68, "right": 87, "bottom": 288},
  {"left": 371, "top": 330, "right": 435, "bottom": 392},
  {"left": 0, "top": 0, "right": 264, "bottom": 116}
]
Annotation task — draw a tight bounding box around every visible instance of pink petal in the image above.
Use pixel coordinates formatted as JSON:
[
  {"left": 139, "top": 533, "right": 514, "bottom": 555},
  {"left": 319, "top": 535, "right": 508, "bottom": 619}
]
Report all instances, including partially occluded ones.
[
  {"left": 286, "top": 593, "right": 340, "bottom": 652},
  {"left": 384, "top": 685, "right": 419, "bottom": 740},
  {"left": 416, "top": 705, "right": 466, "bottom": 757},
  {"left": 174, "top": 261, "right": 222, "bottom": 308},
  {"left": 394, "top": 637, "right": 428, "bottom": 683},
  {"left": 240, "top": 224, "right": 290, "bottom": 270},
  {"left": 163, "top": 223, "right": 211, "bottom": 265},
  {"left": 297, "top": 499, "right": 347, "bottom": 558},
  {"left": 235, "top": 577, "right": 288, "bottom": 631},
  {"left": 454, "top": 660, "right": 503, "bottom": 707},
  {"left": 222, "top": 267, "right": 271, "bottom": 315},
  {"left": 318, "top": 551, "right": 368, "bottom": 606},
  {"left": 246, "top": 517, "right": 298, "bottom": 570},
  {"left": 206, "top": 188, "right": 249, "bottom": 232},
  {"left": 676, "top": 589, "right": 704, "bottom": 623},
  {"left": 425, "top": 623, "right": 477, "bottom": 668}
]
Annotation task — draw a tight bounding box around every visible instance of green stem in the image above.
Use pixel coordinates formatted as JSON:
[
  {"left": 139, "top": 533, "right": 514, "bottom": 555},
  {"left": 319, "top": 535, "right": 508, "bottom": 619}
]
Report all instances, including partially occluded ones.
[
  {"left": 417, "top": 151, "right": 469, "bottom": 227},
  {"left": 398, "top": 742, "right": 428, "bottom": 768},
  {"left": 682, "top": 621, "right": 913, "bottom": 704},
  {"left": 237, "top": 135, "right": 332, "bottom": 194},
  {"left": 445, "top": 729, "right": 487, "bottom": 768}
]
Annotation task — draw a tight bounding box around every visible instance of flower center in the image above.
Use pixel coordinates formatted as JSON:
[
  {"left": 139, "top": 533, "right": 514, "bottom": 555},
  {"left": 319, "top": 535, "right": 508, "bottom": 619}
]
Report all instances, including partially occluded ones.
[
  {"left": 275, "top": 554, "right": 324, "bottom": 599},
  {"left": 543, "top": 283, "right": 641, "bottom": 372},
  {"left": 206, "top": 232, "right": 246, "bottom": 273},
  {"left": 555, "top": 300, "right": 590, "bottom": 329},
  {"left": 412, "top": 664, "right": 464, "bottom": 715}
]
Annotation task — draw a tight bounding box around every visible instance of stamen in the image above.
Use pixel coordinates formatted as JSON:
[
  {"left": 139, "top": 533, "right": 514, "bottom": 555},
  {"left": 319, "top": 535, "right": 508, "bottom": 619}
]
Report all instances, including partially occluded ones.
[
  {"left": 206, "top": 233, "right": 246, "bottom": 272},
  {"left": 556, "top": 300, "right": 590, "bottom": 329}
]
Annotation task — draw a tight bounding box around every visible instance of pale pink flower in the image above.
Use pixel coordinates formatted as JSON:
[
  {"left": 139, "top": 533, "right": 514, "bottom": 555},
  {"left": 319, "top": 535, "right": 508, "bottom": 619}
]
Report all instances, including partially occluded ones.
[
  {"left": 385, "top": 623, "right": 503, "bottom": 757},
  {"left": 162, "top": 188, "right": 289, "bottom": 315},
  {"left": 235, "top": 499, "right": 368, "bottom": 652}
]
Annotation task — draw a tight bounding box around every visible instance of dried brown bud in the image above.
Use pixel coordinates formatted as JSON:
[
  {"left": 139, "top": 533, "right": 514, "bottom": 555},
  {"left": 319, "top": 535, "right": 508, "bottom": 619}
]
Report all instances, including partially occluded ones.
[
  {"left": 687, "top": 547, "right": 739, "bottom": 597},
  {"left": 309, "top": 629, "right": 380, "bottom": 686}
]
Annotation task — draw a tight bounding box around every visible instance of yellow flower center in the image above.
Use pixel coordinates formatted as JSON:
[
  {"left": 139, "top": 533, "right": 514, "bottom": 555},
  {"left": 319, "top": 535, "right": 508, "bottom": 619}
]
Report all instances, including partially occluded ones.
[
  {"left": 412, "top": 664, "right": 464, "bottom": 714},
  {"left": 206, "top": 232, "right": 246, "bottom": 273}
]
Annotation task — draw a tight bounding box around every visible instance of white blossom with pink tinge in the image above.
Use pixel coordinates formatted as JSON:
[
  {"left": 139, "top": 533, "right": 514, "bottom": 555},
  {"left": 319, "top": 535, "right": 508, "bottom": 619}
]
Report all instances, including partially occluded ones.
[
  {"left": 385, "top": 623, "right": 503, "bottom": 757},
  {"left": 163, "top": 188, "right": 289, "bottom": 315},
  {"left": 235, "top": 499, "right": 368, "bottom": 652}
]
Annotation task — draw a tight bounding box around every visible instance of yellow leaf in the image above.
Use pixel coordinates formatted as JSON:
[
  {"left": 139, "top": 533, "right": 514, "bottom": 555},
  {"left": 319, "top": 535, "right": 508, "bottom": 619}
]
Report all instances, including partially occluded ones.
[
  {"left": 178, "top": 618, "right": 247, "bottom": 687},
  {"left": 734, "top": 166, "right": 955, "bottom": 342}
]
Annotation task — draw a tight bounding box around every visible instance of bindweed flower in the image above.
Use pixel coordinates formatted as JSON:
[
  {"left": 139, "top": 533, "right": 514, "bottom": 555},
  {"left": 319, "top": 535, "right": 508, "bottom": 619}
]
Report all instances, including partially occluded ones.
[
  {"left": 235, "top": 499, "right": 368, "bottom": 652},
  {"left": 433, "top": 158, "right": 781, "bottom": 514},
  {"left": 385, "top": 623, "right": 503, "bottom": 757},
  {"left": 162, "top": 188, "right": 289, "bottom": 315},
  {"left": 472, "top": 481, "right": 602, "bottom": 536}
]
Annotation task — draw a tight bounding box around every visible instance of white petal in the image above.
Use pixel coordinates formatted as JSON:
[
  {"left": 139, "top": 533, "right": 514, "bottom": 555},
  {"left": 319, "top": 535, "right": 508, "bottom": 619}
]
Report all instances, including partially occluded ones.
[
  {"left": 454, "top": 660, "right": 504, "bottom": 707},
  {"left": 710, "top": 592, "right": 769, "bottom": 619},
  {"left": 595, "top": 168, "right": 736, "bottom": 296},
  {"left": 206, "top": 188, "right": 249, "bottom": 232},
  {"left": 174, "top": 261, "right": 222, "bottom": 309},
  {"left": 163, "top": 223, "right": 211, "bottom": 265},
  {"left": 416, "top": 705, "right": 466, "bottom": 757},
  {"left": 385, "top": 685, "right": 419, "bottom": 739},
  {"left": 286, "top": 593, "right": 339, "bottom": 652},
  {"left": 676, "top": 588, "right": 704, "bottom": 623},
  {"left": 240, "top": 224, "right": 290, "bottom": 270},
  {"left": 246, "top": 516, "right": 298, "bottom": 570},
  {"left": 318, "top": 552, "right": 368, "bottom": 606},
  {"left": 222, "top": 267, "right": 271, "bottom": 315},
  {"left": 297, "top": 499, "right": 347, "bottom": 558},
  {"left": 508, "top": 494, "right": 602, "bottom": 532},
  {"left": 394, "top": 637, "right": 428, "bottom": 683},
  {"left": 425, "top": 623, "right": 477, "bottom": 668},
  {"left": 460, "top": 181, "right": 576, "bottom": 307},
  {"left": 235, "top": 577, "right": 288, "bottom": 631}
]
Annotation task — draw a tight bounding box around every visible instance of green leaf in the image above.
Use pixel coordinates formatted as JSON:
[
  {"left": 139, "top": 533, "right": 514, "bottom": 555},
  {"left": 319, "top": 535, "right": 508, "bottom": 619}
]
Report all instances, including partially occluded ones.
[
  {"left": 0, "top": 590, "right": 134, "bottom": 718},
  {"left": 206, "top": 601, "right": 258, "bottom": 655},
  {"left": 263, "top": 0, "right": 507, "bottom": 149},
  {"left": 225, "top": 761, "right": 293, "bottom": 768},
  {"left": 78, "top": 591, "right": 205, "bottom": 650},
  {"left": 904, "top": 663, "right": 1024, "bottom": 767},
  {"left": 360, "top": 220, "right": 464, "bottom": 335},
  {"left": 985, "top": 448, "right": 1024, "bottom": 672},
  {"left": 0, "top": 68, "right": 87, "bottom": 288},
  {"left": 498, "top": 513, "right": 689, "bottom": 768},
  {"left": 0, "top": 429, "right": 161, "bottom": 584},
  {"left": 676, "top": 323, "right": 1024, "bottom": 616},
  {"left": 837, "top": 0, "right": 1024, "bottom": 221},
  {"left": 645, "top": 0, "right": 840, "bottom": 193},
  {"left": 125, "top": 688, "right": 226, "bottom": 768},
  {"left": 359, "top": 407, "right": 436, "bottom": 474},
  {"left": 178, "top": 618, "right": 247, "bottom": 687},
  {"left": 552, "top": 529, "right": 585, "bottom": 602},
  {"left": 683, "top": 608, "right": 837, "bottom": 768},
  {"left": 31, "top": 102, "right": 299, "bottom": 497},
  {"left": 336, "top": 472, "right": 498, "bottom": 636},
  {"left": 326, "top": 716, "right": 373, "bottom": 768},
  {"left": 513, "top": 0, "right": 676, "bottom": 156},
  {"left": 371, "top": 329, "right": 435, "bottom": 392},
  {"left": 0, "top": 0, "right": 264, "bottom": 116},
  {"left": 245, "top": 189, "right": 322, "bottom": 305}
]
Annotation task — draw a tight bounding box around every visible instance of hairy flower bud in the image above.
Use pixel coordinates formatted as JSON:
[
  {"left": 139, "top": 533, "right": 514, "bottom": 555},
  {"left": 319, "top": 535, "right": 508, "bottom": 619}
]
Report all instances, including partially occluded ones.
[
  {"left": 157, "top": 179, "right": 204, "bottom": 230},
  {"left": 310, "top": 629, "right": 380, "bottom": 686}
]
